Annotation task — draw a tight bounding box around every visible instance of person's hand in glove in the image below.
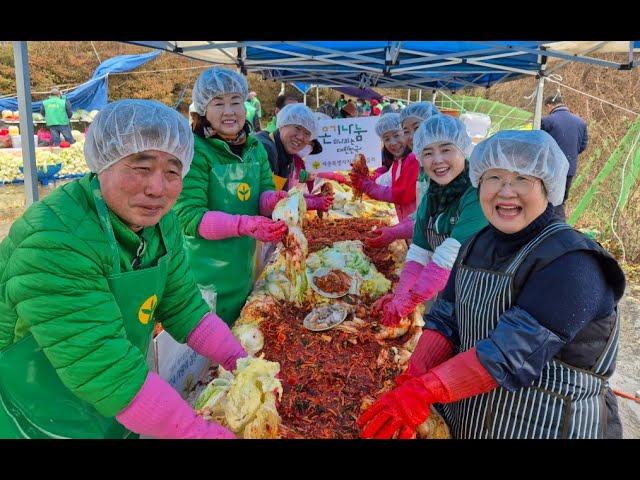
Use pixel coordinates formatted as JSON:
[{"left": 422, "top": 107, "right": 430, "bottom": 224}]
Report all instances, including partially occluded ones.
[
  {"left": 372, "top": 293, "right": 394, "bottom": 315},
  {"left": 381, "top": 261, "right": 450, "bottom": 326},
  {"left": 348, "top": 172, "right": 392, "bottom": 202},
  {"left": 238, "top": 216, "right": 288, "bottom": 242},
  {"left": 304, "top": 193, "right": 334, "bottom": 212},
  {"left": 198, "top": 210, "right": 287, "bottom": 242},
  {"left": 317, "top": 172, "right": 349, "bottom": 184},
  {"left": 187, "top": 312, "right": 248, "bottom": 372},
  {"left": 365, "top": 219, "right": 414, "bottom": 248},
  {"left": 116, "top": 371, "right": 237, "bottom": 439},
  {"left": 358, "top": 347, "right": 497, "bottom": 439}
]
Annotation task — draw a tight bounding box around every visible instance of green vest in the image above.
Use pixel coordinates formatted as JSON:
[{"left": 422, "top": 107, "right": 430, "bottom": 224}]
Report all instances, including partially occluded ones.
[
  {"left": 43, "top": 96, "right": 69, "bottom": 126},
  {"left": 245, "top": 101, "right": 256, "bottom": 124},
  {"left": 265, "top": 116, "right": 277, "bottom": 134}
]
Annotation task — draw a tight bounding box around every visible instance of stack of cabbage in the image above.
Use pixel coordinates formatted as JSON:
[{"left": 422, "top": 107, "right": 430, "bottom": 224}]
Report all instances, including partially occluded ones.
[
  {"left": 193, "top": 357, "right": 283, "bottom": 439},
  {"left": 0, "top": 139, "right": 87, "bottom": 183},
  {"left": 266, "top": 186, "right": 309, "bottom": 304}
]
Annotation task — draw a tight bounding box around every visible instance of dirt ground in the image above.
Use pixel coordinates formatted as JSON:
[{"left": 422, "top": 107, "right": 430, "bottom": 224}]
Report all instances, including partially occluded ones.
[
  {"left": 611, "top": 286, "right": 640, "bottom": 438},
  {"left": 0, "top": 183, "right": 638, "bottom": 438}
]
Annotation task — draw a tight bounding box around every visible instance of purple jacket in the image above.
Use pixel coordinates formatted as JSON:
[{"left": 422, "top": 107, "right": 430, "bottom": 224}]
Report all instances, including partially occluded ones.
[{"left": 541, "top": 106, "right": 588, "bottom": 176}]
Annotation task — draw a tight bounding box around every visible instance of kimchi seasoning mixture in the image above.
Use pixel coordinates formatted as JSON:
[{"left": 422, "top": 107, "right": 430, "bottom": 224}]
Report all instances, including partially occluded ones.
[
  {"left": 259, "top": 301, "right": 403, "bottom": 438},
  {"left": 304, "top": 217, "right": 398, "bottom": 282}
]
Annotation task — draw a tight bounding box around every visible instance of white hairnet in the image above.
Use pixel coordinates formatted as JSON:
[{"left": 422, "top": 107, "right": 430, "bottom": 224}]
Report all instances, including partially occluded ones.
[
  {"left": 192, "top": 67, "right": 248, "bottom": 116},
  {"left": 375, "top": 112, "right": 402, "bottom": 137},
  {"left": 413, "top": 114, "right": 473, "bottom": 158},
  {"left": 399, "top": 101, "right": 439, "bottom": 124},
  {"left": 276, "top": 103, "right": 319, "bottom": 139},
  {"left": 84, "top": 99, "right": 194, "bottom": 178},
  {"left": 469, "top": 129, "right": 569, "bottom": 206}
]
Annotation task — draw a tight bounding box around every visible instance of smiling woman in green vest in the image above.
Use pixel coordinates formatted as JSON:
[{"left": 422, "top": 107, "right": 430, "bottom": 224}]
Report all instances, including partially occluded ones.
[
  {"left": 173, "top": 68, "right": 289, "bottom": 326},
  {"left": 0, "top": 100, "right": 248, "bottom": 439}
]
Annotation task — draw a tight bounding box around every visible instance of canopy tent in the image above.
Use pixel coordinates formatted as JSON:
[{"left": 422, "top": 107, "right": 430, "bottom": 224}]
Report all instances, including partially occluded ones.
[
  {"left": 128, "top": 41, "right": 639, "bottom": 91},
  {"left": 0, "top": 51, "right": 160, "bottom": 112},
  {"left": 10, "top": 40, "right": 640, "bottom": 206}
]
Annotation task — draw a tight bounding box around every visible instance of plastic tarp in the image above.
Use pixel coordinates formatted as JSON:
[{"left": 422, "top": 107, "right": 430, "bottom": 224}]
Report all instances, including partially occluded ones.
[{"left": 0, "top": 51, "right": 160, "bottom": 112}]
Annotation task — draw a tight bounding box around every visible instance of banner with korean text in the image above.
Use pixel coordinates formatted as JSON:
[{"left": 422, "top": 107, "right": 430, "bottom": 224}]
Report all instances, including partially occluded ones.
[{"left": 305, "top": 116, "right": 381, "bottom": 173}]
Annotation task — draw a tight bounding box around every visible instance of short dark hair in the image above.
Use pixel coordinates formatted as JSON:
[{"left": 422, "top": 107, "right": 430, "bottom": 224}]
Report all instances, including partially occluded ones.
[
  {"left": 544, "top": 93, "right": 564, "bottom": 106},
  {"left": 275, "top": 94, "right": 301, "bottom": 110}
]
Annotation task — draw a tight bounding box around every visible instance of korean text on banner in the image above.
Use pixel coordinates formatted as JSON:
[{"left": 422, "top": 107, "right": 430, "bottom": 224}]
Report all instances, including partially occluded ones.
[{"left": 305, "top": 116, "right": 381, "bottom": 173}]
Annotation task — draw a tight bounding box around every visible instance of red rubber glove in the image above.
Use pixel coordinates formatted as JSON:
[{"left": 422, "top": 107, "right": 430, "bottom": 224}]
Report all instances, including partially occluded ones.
[
  {"left": 371, "top": 261, "right": 422, "bottom": 318},
  {"left": 358, "top": 372, "right": 443, "bottom": 439},
  {"left": 238, "top": 216, "right": 288, "bottom": 242},
  {"left": 358, "top": 347, "right": 497, "bottom": 439}
]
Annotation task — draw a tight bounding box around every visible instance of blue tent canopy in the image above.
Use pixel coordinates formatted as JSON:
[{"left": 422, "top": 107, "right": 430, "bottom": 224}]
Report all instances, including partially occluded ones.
[
  {"left": 129, "top": 41, "right": 639, "bottom": 91},
  {"left": 0, "top": 51, "right": 160, "bottom": 112}
]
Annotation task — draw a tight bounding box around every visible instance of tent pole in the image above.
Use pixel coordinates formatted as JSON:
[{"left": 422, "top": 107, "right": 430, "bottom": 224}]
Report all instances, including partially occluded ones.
[
  {"left": 418, "top": 89, "right": 422, "bottom": 101},
  {"left": 533, "top": 75, "right": 545, "bottom": 129},
  {"left": 407, "top": 89, "right": 411, "bottom": 103},
  {"left": 279, "top": 82, "right": 285, "bottom": 96},
  {"left": 316, "top": 85, "right": 319, "bottom": 108},
  {"left": 13, "top": 41, "right": 38, "bottom": 205},
  {"left": 432, "top": 89, "right": 437, "bottom": 104},
  {"left": 533, "top": 47, "right": 548, "bottom": 130}
]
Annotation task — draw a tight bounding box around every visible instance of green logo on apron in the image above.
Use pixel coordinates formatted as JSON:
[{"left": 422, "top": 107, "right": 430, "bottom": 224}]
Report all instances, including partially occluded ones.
[
  {"left": 138, "top": 294, "right": 158, "bottom": 325},
  {"left": 237, "top": 183, "right": 251, "bottom": 202}
]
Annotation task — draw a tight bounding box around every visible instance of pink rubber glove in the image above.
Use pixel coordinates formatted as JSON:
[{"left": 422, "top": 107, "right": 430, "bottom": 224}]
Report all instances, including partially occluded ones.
[
  {"left": 187, "top": 312, "right": 248, "bottom": 372},
  {"left": 349, "top": 171, "right": 393, "bottom": 202},
  {"left": 358, "top": 347, "right": 497, "bottom": 439},
  {"left": 317, "top": 172, "right": 349, "bottom": 184},
  {"left": 371, "top": 261, "right": 422, "bottom": 315},
  {"left": 365, "top": 219, "right": 415, "bottom": 248},
  {"left": 371, "top": 166, "right": 388, "bottom": 181},
  {"left": 381, "top": 261, "right": 450, "bottom": 326},
  {"left": 238, "top": 216, "right": 288, "bottom": 242},
  {"left": 259, "top": 190, "right": 288, "bottom": 216},
  {"left": 116, "top": 371, "right": 237, "bottom": 439},
  {"left": 198, "top": 211, "right": 244, "bottom": 240},
  {"left": 304, "top": 193, "right": 334, "bottom": 212}
]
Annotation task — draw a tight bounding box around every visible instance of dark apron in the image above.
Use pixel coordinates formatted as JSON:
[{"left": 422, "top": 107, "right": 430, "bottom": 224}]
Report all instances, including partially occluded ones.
[{"left": 438, "top": 222, "right": 619, "bottom": 439}]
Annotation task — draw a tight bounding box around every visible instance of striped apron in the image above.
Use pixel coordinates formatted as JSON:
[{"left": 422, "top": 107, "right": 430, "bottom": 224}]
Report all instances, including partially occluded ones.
[
  {"left": 438, "top": 222, "right": 620, "bottom": 439},
  {"left": 422, "top": 211, "right": 459, "bottom": 252}
]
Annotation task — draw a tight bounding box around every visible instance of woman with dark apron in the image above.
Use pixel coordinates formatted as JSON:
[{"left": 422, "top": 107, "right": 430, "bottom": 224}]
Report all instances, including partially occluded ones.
[
  {"left": 0, "top": 100, "right": 247, "bottom": 438},
  {"left": 372, "top": 114, "right": 487, "bottom": 327},
  {"left": 359, "top": 130, "right": 625, "bottom": 439},
  {"left": 174, "top": 67, "right": 289, "bottom": 326}
]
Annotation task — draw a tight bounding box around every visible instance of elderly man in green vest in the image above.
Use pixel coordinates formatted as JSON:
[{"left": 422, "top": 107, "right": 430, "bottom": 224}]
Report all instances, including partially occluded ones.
[{"left": 39, "top": 86, "right": 75, "bottom": 146}]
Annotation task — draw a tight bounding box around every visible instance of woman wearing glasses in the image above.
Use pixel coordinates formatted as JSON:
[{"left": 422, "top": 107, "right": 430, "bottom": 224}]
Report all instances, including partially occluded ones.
[
  {"left": 371, "top": 114, "right": 487, "bottom": 327},
  {"left": 358, "top": 130, "right": 625, "bottom": 439}
]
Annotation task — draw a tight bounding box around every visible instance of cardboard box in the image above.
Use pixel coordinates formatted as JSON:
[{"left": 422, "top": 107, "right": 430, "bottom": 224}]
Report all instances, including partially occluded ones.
[{"left": 147, "top": 331, "right": 211, "bottom": 399}]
